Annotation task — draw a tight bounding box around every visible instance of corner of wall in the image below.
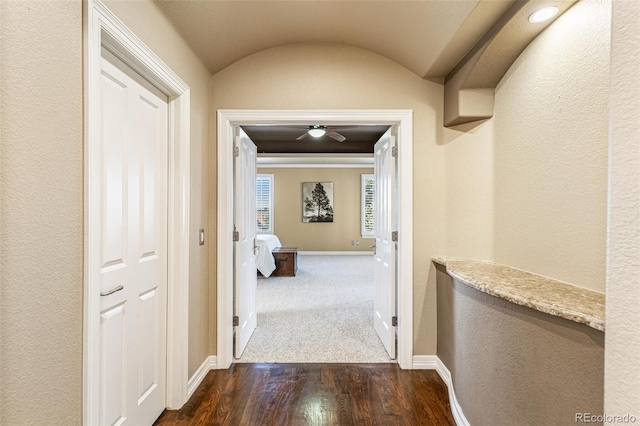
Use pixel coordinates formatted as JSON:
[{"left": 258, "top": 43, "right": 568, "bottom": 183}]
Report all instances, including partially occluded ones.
[{"left": 605, "top": 0, "right": 640, "bottom": 418}]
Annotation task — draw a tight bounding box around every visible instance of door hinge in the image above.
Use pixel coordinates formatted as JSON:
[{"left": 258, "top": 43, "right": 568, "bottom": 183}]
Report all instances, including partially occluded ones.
[
  {"left": 392, "top": 316, "right": 398, "bottom": 327},
  {"left": 392, "top": 231, "right": 398, "bottom": 242},
  {"left": 233, "top": 230, "right": 240, "bottom": 242},
  {"left": 392, "top": 146, "right": 398, "bottom": 157},
  {"left": 233, "top": 146, "right": 239, "bottom": 157},
  {"left": 233, "top": 316, "right": 239, "bottom": 326}
]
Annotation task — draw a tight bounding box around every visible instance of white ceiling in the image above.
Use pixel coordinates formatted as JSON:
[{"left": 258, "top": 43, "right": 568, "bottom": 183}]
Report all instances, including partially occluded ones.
[{"left": 155, "top": 0, "right": 514, "bottom": 79}]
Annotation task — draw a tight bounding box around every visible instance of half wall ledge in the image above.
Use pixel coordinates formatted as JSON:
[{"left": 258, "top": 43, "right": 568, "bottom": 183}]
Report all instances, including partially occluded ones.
[
  {"left": 432, "top": 256, "right": 605, "bottom": 331},
  {"left": 443, "top": 0, "right": 578, "bottom": 127}
]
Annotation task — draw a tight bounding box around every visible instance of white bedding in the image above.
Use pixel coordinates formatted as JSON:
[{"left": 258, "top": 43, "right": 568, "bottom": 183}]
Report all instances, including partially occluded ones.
[{"left": 255, "top": 234, "right": 282, "bottom": 277}]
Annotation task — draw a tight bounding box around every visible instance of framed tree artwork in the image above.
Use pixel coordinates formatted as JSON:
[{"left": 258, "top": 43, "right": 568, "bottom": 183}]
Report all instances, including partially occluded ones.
[{"left": 302, "top": 182, "right": 334, "bottom": 223}]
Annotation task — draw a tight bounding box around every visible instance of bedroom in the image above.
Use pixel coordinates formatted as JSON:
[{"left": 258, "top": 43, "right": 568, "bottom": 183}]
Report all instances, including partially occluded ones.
[{"left": 235, "top": 124, "right": 394, "bottom": 363}]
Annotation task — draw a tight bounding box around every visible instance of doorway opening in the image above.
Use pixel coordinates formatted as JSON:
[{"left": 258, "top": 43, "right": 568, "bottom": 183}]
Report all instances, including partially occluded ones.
[
  {"left": 217, "top": 110, "right": 414, "bottom": 370},
  {"left": 236, "top": 124, "right": 388, "bottom": 363}
]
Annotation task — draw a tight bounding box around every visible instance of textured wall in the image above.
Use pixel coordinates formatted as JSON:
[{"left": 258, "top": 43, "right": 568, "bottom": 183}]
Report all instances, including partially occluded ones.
[
  {"left": 442, "top": 119, "right": 495, "bottom": 260},
  {"left": 103, "top": 0, "right": 212, "bottom": 377},
  {"left": 437, "top": 268, "right": 605, "bottom": 425},
  {"left": 211, "top": 43, "right": 447, "bottom": 355},
  {"left": 258, "top": 168, "right": 374, "bottom": 251},
  {"left": 605, "top": 0, "right": 640, "bottom": 421},
  {"left": 0, "top": 1, "right": 83, "bottom": 424},
  {"left": 441, "top": 0, "right": 610, "bottom": 293},
  {"left": 492, "top": 0, "right": 610, "bottom": 291}
]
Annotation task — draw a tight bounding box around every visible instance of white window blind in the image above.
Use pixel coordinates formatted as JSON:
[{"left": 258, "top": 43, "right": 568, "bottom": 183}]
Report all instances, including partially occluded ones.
[
  {"left": 256, "top": 174, "right": 274, "bottom": 234},
  {"left": 361, "top": 174, "right": 375, "bottom": 237}
]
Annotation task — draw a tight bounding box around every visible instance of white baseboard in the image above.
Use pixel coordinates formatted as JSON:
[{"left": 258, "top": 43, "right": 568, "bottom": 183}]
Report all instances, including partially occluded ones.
[
  {"left": 187, "top": 355, "right": 217, "bottom": 398},
  {"left": 413, "top": 356, "right": 470, "bottom": 426},
  {"left": 412, "top": 355, "right": 439, "bottom": 369},
  {"left": 298, "top": 251, "right": 373, "bottom": 256}
]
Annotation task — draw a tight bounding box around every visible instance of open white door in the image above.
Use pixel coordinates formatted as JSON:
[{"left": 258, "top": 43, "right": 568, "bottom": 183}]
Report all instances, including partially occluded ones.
[
  {"left": 234, "top": 128, "right": 258, "bottom": 358},
  {"left": 96, "top": 49, "right": 168, "bottom": 425},
  {"left": 373, "top": 128, "right": 397, "bottom": 359}
]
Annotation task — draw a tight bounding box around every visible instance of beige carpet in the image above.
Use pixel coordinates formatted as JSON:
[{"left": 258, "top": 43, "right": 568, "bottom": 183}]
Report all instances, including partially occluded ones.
[{"left": 235, "top": 255, "right": 393, "bottom": 363}]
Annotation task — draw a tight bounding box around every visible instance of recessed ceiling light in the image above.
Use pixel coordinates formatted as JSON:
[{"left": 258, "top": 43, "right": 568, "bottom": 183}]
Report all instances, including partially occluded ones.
[
  {"left": 529, "top": 6, "right": 559, "bottom": 23},
  {"left": 308, "top": 126, "right": 326, "bottom": 138}
]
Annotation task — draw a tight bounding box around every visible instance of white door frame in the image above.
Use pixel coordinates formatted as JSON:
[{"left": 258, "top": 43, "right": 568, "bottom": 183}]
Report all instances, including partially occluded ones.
[
  {"left": 83, "top": 0, "right": 191, "bottom": 423},
  {"left": 217, "top": 110, "right": 413, "bottom": 369}
]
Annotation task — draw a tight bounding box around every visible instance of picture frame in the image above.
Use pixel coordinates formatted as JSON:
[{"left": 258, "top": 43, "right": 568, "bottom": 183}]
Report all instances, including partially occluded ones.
[{"left": 302, "top": 182, "right": 334, "bottom": 223}]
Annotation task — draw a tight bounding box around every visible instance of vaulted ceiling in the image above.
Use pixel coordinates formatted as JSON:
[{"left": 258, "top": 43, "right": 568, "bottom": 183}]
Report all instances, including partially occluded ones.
[
  {"left": 155, "top": 0, "right": 514, "bottom": 79},
  {"left": 155, "top": 0, "right": 519, "bottom": 152}
]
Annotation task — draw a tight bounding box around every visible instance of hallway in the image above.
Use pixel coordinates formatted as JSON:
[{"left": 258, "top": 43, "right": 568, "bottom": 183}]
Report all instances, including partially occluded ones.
[{"left": 2, "top": 1, "right": 638, "bottom": 425}]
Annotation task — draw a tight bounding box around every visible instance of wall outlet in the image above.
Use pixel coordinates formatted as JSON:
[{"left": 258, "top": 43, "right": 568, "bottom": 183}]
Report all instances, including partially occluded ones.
[{"left": 351, "top": 240, "right": 354, "bottom": 245}]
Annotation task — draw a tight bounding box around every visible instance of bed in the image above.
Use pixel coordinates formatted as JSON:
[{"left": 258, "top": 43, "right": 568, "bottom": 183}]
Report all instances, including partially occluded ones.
[{"left": 255, "top": 234, "right": 282, "bottom": 278}]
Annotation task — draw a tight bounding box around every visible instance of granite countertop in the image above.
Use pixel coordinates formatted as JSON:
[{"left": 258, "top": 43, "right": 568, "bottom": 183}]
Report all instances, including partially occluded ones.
[{"left": 432, "top": 257, "right": 605, "bottom": 331}]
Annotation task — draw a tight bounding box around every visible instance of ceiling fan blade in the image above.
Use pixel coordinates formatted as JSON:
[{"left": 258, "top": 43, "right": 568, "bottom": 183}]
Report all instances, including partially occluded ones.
[
  {"left": 326, "top": 130, "right": 346, "bottom": 142},
  {"left": 296, "top": 132, "right": 310, "bottom": 140}
]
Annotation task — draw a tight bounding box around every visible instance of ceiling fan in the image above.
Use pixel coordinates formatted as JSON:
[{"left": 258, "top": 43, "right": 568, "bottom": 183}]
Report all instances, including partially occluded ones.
[{"left": 296, "top": 125, "right": 356, "bottom": 143}]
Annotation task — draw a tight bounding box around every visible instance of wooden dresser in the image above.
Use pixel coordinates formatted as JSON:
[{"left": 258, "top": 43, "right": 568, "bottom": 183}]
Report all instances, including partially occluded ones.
[{"left": 272, "top": 247, "right": 298, "bottom": 277}]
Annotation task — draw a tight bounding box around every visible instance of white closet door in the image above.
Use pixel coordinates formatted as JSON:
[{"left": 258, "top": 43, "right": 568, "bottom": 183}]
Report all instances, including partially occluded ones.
[{"left": 97, "top": 48, "right": 168, "bottom": 426}]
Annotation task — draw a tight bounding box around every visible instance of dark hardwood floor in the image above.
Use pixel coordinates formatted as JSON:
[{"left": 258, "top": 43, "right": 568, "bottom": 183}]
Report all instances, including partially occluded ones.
[{"left": 154, "top": 363, "right": 455, "bottom": 426}]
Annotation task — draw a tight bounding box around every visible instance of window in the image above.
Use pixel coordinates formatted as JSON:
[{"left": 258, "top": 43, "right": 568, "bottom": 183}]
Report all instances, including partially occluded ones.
[
  {"left": 361, "top": 174, "right": 374, "bottom": 237},
  {"left": 256, "top": 174, "right": 274, "bottom": 234}
]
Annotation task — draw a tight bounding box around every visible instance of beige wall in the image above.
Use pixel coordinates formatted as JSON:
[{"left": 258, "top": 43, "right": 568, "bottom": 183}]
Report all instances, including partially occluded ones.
[
  {"left": 1, "top": 2, "right": 83, "bottom": 424},
  {"left": 0, "top": 0, "right": 210, "bottom": 423},
  {"left": 211, "top": 43, "right": 447, "bottom": 355},
  {"left": 605, "top": 0, "right": 640, "bottom": 420},
  {"left": 437, "top": 268, "right": 605, "bottom": 425},
  {"left": 102, "top": 0, "right": 212, "bottom": 378},
  {"left": 259, "top": 168, "right": 374, "bottom": 251},
  {"left": 493, "top": 0, "right": 609, "bottom": 291},
  {"left": 443, "top": 0, "right": 610, "bottom": 292}
]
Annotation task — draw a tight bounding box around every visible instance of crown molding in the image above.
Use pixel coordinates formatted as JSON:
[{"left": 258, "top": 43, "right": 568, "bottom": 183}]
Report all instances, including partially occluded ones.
[{"left": 257, "top": 153, "right": 374, "bottom": 168}]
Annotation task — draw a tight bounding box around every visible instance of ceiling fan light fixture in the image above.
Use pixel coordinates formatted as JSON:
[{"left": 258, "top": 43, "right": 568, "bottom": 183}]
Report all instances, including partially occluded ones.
[{"left": 308, "top": 126, "right": 326, "bottom": 138}]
